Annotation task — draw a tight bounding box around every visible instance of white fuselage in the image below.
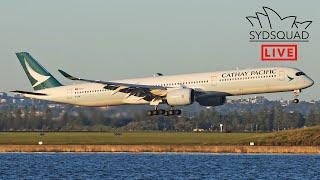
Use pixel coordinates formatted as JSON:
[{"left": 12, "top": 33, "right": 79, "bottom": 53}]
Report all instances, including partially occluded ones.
[{"left": 24, "top": 67, "right": 314, "bottom": 106}]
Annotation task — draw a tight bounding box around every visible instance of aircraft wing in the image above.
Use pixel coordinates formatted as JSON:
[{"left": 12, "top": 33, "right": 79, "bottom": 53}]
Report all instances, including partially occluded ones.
[
  {"left": 58, "top": 70, "right": 168, "bottom": 101},
  {"left": 10, "top": 90, "right": 47, "bottom": 96}
]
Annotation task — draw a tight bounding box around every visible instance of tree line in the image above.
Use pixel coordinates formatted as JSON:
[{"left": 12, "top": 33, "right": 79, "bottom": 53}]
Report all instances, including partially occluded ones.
[{"left": 0, "top": 104, "right": 319, "bottom": 132}]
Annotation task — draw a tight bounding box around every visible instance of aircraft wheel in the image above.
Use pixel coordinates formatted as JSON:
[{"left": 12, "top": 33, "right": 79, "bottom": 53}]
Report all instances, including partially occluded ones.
[
  {"left": 147, "top": 111, "right": 153, "bottom": 116},
  {"left": 158, "top": 109, "right": 166, "bottom": 115},
  {"left": 152, "top": 110, "right": 159, "bottom": 115},
  {"left": 169, "top": 110, "right": 175, "bottom": 116},
  {"left": 175, "top": 109, "right": 182, "bottom": 115},
  {"left": 293, "top": 99, "right": 299, "bottom": 103}
]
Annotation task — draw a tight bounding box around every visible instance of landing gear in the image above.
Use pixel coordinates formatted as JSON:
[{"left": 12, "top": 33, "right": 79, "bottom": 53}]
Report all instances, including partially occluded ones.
[
  {"left": 147, "top": 109, "right": 165, "bottom": 116},
  {"left": 147, "top": 106, "right": 182, "bottom": 116},
  {"left": 164, "top": 109, "right": 182, "bottom": 116},
  {"left": 158, "top": 109, "right": 166, "bottom": 115},
  {"left": 292, "top": 89, "right": 301, "bottom": 104}
]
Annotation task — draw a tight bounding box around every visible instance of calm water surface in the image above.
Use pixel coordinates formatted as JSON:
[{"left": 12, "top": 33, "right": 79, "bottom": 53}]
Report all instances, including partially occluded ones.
[{"left": 0, "top": 153, "right": 319, "bottom": 179}]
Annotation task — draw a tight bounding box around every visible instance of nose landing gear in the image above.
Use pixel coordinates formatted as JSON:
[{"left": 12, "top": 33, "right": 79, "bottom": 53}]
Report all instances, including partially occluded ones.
[
  {"left": 292, "top": 89, "right": 301, "bottom": 103},
  {"left": 293, "top": 99, "right": 299, "bottom": 103}
]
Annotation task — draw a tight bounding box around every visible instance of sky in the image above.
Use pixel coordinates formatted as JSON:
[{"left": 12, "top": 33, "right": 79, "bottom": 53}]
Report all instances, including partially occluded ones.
[{"left": 0, "top": 0, "right": 319, "bottom": 100}]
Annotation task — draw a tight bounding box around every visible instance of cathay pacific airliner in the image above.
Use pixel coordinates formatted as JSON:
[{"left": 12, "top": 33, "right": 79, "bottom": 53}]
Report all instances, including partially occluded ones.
[{"left": 11, "top": 52, "right": 314, "bottom": 116}]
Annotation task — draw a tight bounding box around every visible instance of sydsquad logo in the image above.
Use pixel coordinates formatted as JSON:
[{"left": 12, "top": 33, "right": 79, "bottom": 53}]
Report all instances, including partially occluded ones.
[
  {"left": 246, "top": 7, "right": 312, "bottom": 42},
  {"left": 246, "top": 7, "right": 312, "bottom": 61}
]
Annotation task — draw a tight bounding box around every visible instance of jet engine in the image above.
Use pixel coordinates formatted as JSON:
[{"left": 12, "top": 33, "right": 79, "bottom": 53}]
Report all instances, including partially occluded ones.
[
  {"left": 196, "top": 95, "right": 226, "bottom": 107},
  {"left": 166, "top": 89, "right": 195, "bottom": 106}
]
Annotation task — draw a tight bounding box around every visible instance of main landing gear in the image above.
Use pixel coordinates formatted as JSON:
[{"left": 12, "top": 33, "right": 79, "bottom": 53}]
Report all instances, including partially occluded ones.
[
  {"left": 292, "top": 89, "right": 301, "bottom": 103},
  {"left": 147, "top": 106, "right": 182, "bottom": 116}
]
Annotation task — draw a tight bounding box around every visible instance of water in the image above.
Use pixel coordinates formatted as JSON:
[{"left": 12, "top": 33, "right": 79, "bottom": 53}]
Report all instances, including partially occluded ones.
[{"left": 0, "top": 153, "right": 319, "bottom": 179}]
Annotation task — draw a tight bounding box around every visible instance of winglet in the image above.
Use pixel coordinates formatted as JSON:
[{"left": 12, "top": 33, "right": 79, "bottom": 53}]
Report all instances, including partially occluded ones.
[{"left": 58, "top": 70, "right": 80, "bottom": 80}]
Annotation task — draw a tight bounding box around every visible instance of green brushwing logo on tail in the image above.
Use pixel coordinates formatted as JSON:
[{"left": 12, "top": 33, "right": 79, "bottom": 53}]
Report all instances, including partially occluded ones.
[
  {"left": 16, "top": 52, "right": 63, "bottom": 90},
  {"left": 24, "top": 58, "right": 50, "bottom": 87}
]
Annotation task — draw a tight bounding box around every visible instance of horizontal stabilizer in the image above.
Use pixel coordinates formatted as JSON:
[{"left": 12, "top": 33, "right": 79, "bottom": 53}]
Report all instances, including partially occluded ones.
[{"left": 10, "top": 90, "right": 47, "bottom": 96}]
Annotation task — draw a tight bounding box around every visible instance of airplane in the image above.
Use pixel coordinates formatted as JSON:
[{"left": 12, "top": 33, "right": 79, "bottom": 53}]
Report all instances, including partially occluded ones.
[{"left": 11, "top": 52, "right": 314, "bottom": 116}]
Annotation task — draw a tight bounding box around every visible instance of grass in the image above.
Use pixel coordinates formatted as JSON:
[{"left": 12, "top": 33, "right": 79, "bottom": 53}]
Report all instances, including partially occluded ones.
[
  {"left": 0, "top": 126, "right": 318, "bottom": 145},
  {"left": 261, "top": 126, "right": 320, "bottom": 146}
]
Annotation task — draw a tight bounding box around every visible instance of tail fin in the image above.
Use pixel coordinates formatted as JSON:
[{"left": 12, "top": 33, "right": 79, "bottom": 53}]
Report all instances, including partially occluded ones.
[{"left": 16, "top": 52, "right": 63, "bottom": 90}]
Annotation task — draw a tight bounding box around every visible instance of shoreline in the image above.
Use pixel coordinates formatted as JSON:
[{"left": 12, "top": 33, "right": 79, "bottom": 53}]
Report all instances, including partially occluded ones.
[{"left": 0, "top": 145, "right": 319, "bottom": 154}]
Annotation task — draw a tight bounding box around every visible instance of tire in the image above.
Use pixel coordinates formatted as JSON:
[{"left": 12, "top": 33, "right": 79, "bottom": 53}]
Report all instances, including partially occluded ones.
[
  {"left": 175, "top": 110, "right": 182, "bottom": 115},
  {"left": 169, "top": 110, "right": 175, "bottom": 115},
  {"left": 152, "top": 110, "right": 159, "bottom": 115},
  {"left": 147, "top": 111, "right": 153, "bottom": 116},
  {"left": 158, "top": 109, "right": 166, "bottom": 115}
]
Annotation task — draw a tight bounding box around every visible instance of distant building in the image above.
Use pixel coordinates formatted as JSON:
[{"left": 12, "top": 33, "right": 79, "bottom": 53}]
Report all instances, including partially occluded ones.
[
  {"left": 0, "top": 99, "right": 6, "bottom": 104},
  {"left": 280, "top": 99, "right": 290, "bottom": 107},
  {"left": 193, "top": 128, "right": 205, "bottom": 132},
  {"left": 249, "top": 96, "right": 267, "bottom": 104},
  {"left": 13, "top": 94, "right": 24, "bottom": 99},
  {"left": 226, "top": 99, "right": 235, "bottom": 104},
  {"left": 0, "top": 92, "right": 8, "bottom": 97}
]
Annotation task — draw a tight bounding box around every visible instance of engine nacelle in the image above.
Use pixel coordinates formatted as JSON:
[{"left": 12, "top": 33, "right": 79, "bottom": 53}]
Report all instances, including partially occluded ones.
[
  {"left": 196, "top": 95, "right": 226, "bottom": 107},
  {"left": 166, "top": 89, "right": 195, "bottom": 106}
]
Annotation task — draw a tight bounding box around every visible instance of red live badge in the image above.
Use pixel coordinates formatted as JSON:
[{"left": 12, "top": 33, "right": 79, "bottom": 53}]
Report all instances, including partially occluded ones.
[{"left": 261, "top": 44, "right": 298, "bottom": 61}]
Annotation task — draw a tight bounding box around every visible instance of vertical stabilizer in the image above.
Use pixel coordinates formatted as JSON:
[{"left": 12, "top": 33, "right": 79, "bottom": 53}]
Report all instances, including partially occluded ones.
[{"left": 16, "top": 52, "right": 63, "bottom": 90}]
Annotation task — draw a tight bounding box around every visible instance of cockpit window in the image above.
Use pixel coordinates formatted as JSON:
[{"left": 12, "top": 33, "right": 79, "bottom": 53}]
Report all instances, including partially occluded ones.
[{"left": 295, "top": 72, "right": 305, "bottom": 76}]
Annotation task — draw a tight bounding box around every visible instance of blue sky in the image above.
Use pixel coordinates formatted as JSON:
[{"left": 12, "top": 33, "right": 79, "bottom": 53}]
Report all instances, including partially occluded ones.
[{"left": 0, "top": 0, "right": 319, "bottom": 100}]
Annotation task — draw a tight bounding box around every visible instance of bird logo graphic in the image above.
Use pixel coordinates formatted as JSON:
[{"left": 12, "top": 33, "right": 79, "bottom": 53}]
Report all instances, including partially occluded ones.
[{"left": 24, "top": 58, "right": 50, "bottom": 87}]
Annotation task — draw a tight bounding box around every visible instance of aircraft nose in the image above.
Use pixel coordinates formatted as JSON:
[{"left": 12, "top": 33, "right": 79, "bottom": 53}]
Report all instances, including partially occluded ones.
[{"left": 305, "top": 77, "right": 314, "bottom": 88}]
